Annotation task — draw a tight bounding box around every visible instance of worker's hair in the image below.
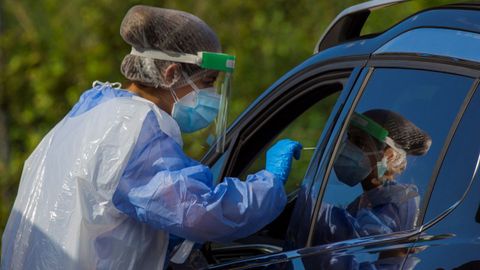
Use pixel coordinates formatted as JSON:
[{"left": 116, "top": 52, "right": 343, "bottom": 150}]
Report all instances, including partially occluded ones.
[{"left": 120, "top": 5, "right": 221, "bottom": 88}]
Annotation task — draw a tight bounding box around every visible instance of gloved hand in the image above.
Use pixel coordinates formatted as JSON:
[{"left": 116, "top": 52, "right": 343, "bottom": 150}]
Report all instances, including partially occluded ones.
[{"left": 266, "top": 139, "right": 303, "bottom": 184}]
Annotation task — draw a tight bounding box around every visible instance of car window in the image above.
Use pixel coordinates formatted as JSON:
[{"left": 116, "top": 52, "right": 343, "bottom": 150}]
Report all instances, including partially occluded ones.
[
  {"left": 238, "top": 92, "right": 340, "bottom": 194},
  {"left": 208, "top": 71, "right": 351, "bottom": 188},
  {"left": 423, "top": 85, "right": 480, "bottom": 223},
  {"left": 409, "top": 85, "right": 480, "bottom": 270},
  {"left": 311, "top": 68, "right": 473, "bottom": 246}
]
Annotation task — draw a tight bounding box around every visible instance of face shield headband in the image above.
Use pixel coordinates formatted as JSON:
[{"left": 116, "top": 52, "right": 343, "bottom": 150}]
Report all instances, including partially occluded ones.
[
  {"left": 130, "top": 47, "right": 236, "bottom": 153},
  {"left": 350, "top": 112, "right": 406, "bottom": 156}
]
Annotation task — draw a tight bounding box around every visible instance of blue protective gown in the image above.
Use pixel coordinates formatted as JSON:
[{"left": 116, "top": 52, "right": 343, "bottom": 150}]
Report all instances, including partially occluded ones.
[
  {"left": 315, "top": 181, "right": 420, "bottom": 244},
  {"left": 1, "top": 83, "right": 287, "bottom": 270},
  {"left": 305, "top": 181, "right": 420, "bottom": 270}
]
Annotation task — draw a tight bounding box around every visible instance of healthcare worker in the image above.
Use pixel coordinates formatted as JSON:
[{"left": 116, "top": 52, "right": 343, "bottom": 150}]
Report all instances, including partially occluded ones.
[
  {"left": 1, "top": 6, "right": 302, "bottom": 270},
  {"left": 315, "top": 109, "right": 432, "bottom": 244}
]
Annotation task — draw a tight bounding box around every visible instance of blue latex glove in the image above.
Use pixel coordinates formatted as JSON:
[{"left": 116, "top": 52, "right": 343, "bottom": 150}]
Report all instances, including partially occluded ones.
[{"left": 266, "top": 139, "right": 303, "bottom": 183}]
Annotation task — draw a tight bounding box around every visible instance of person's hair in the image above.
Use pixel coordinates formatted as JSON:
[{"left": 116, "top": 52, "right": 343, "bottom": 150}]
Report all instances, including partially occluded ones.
[
  {"left": 383, "top": 147, "right": 407, "bottom": 181},
  {"left": 120, "top": 5, "right": 221, "bottom": 88}
]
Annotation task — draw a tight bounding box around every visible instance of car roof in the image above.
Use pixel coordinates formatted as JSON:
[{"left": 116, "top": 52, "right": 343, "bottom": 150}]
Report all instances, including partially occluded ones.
[
  {"left": 278, "top": 2, "right": 480, "bottom": 92},
  {"left": 314, "top": 1, "right": 480, "bottom": 53}
]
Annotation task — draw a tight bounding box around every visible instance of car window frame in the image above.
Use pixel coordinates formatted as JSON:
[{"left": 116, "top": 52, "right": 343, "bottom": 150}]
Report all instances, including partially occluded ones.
[
  {"left": 284, "top": 66, "right": 366, "bottom": 249},
  {"left": 225, "top": 74, "right": 346, "bottom": 178},
  {"left": 420, "top": 82, "right": 480, "bottom": 230},
  {"left": 305, "top": 55, "right": 480, "bottom": 248},
  {"left": 368, "top": 55, "right": 480, "bottom": 226},
  {"left": 407, "top": 88, "right": 480, "bottom": 268},
  {"left": 201, "top": 59, "right": 367, "bottom": 183}
]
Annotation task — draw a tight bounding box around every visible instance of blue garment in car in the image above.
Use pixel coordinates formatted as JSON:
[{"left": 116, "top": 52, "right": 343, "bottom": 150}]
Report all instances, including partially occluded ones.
[
  {"left": 314, "top": 181, "right": 420, "bottom": 244},
  {"left": 300, "top": 182, "right": 420, "bottom": 270}
]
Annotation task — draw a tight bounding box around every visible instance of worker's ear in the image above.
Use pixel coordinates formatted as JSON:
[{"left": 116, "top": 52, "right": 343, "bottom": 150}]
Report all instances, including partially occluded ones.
[{"left": 164, "top": 63, "right": 181, "bottom": 86}]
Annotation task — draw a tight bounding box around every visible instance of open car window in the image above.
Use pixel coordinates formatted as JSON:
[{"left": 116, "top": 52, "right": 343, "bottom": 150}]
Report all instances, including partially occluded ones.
[
  {"left": 311, "top": 68, "right": 474, "bottom": 246},
  {"left": 238, "top": 92, "right": 340, "bottom": 194},
  {"left": 201, "top": 70, "right": 353, "bottom": 265},
  {"left": 209, "top": 71, "right": 352, "bottom": 187}
]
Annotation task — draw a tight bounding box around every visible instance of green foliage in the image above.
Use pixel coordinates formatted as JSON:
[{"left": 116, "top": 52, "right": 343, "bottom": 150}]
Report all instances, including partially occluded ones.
[{"left": 0, "top": 0, "right": 453, "bottom": 237}]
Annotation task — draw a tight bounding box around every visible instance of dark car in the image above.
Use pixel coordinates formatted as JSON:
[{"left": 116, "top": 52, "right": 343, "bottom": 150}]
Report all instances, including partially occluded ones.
[{"left": 181, "top": 1, "right": 480, "bottom": 269}]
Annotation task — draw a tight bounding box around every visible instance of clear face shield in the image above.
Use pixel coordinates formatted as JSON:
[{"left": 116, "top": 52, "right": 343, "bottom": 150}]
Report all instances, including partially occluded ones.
[
  {"left": 130, "top": 48, "right": 235, "bottom": 153},
  {"left": 333, "top": 112, "right": 406, "bottom": 187}
]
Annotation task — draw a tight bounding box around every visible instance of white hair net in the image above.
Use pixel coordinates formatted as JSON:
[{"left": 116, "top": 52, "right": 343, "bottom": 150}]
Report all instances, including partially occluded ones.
[{"left": 120, "top": 5, "right": 221, "bottom": 88}]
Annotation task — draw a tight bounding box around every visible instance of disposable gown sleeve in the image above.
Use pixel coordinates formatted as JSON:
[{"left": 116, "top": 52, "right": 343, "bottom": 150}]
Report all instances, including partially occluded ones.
[{"left": 112, "top": 111, "right": 287, "bottom": 243}]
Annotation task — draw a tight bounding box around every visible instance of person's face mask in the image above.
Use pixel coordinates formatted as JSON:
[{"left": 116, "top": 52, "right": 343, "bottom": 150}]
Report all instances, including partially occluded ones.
[
  {"left": 333, "top": 140, "right": 374, "bottom": 186},
  {"left": 171, "top": 84, "right": 220, "bottom": 133}
]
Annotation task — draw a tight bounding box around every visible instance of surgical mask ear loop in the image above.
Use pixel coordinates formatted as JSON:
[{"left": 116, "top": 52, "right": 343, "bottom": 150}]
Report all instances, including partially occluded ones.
[
  {"left": 169, "top": 87, "right": 180, "bottom": 103},
  {"left": 168, "top": 87, "right": 181, "bottom": 116},
  {"left": 182, "top": 71, "right": 200, "bottom": 94}
]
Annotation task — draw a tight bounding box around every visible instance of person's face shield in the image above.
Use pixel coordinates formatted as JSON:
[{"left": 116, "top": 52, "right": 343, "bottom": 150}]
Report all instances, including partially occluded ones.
[
  {"left": 130, "top": 48, "right": 235, "bottom": 153},
  {"left": 333, "top": 112, "right": 406, "bottom": 187}
]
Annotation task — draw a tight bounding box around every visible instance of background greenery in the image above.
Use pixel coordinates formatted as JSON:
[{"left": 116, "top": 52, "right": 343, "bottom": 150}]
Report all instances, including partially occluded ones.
[{"left": 0, "top": 0, "right": 453, "bottom": 238}]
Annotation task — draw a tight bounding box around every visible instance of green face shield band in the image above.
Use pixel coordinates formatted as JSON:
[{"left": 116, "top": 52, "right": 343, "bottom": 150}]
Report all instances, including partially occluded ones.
[{"left": 350, "top": 112, "right": 405, "bottom": 154}]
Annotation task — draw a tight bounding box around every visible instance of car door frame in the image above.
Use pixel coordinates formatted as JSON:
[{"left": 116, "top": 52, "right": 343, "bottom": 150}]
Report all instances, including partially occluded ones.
[
  {"left": 405, "top": 87, "right": 480, "bottom": 269},
  {"left": 294, "top": 55, "right": 480, "bottom": 261},
  {"left": 198, "top": 57, "right": 367, "bottom": 264},
  {"left": 207, "top": 55, "right": 480, "bottom": 269},
  {"left": 200, "top": 57, "right": 368, "bottom": 178}
]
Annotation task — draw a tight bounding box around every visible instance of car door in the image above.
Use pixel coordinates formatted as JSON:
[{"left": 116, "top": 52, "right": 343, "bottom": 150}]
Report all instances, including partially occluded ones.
[
  {"left": 300, "top": 65, "right": 478, "bottom": 269},
  {"left": 289, "top": 59, "right": 479, "bottom": 270},
  {"left": 401, "top": 83, "right": 480, "bottom": 270},
  {"left": 207, "top": 56, "right": 479, "bottom": 269},
  {"left": 198, "top": 58, "right": 366, "bottom": 264}
]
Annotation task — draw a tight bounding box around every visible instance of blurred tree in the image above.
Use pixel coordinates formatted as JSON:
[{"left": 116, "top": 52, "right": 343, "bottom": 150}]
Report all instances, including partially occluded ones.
[{"left": 0, "top": 0, "right": 454, "bottom": 238}]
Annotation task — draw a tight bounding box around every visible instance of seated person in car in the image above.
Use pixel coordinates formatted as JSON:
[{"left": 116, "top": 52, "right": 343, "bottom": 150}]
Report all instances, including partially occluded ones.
[{"left": 315, "top": 109, "right": 432, "bottom": 244}]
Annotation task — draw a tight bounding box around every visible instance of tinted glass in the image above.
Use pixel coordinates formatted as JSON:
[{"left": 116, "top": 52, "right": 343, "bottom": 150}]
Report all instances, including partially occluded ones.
[
  {"left": 411, "top": 88, "right": 480, "bottom": 270},
  {"left": 424, "top": 86, "right": 480, "bottom": 222},
  {"left": 312, "top": 68, "right": 473, "bottom": 246}
]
